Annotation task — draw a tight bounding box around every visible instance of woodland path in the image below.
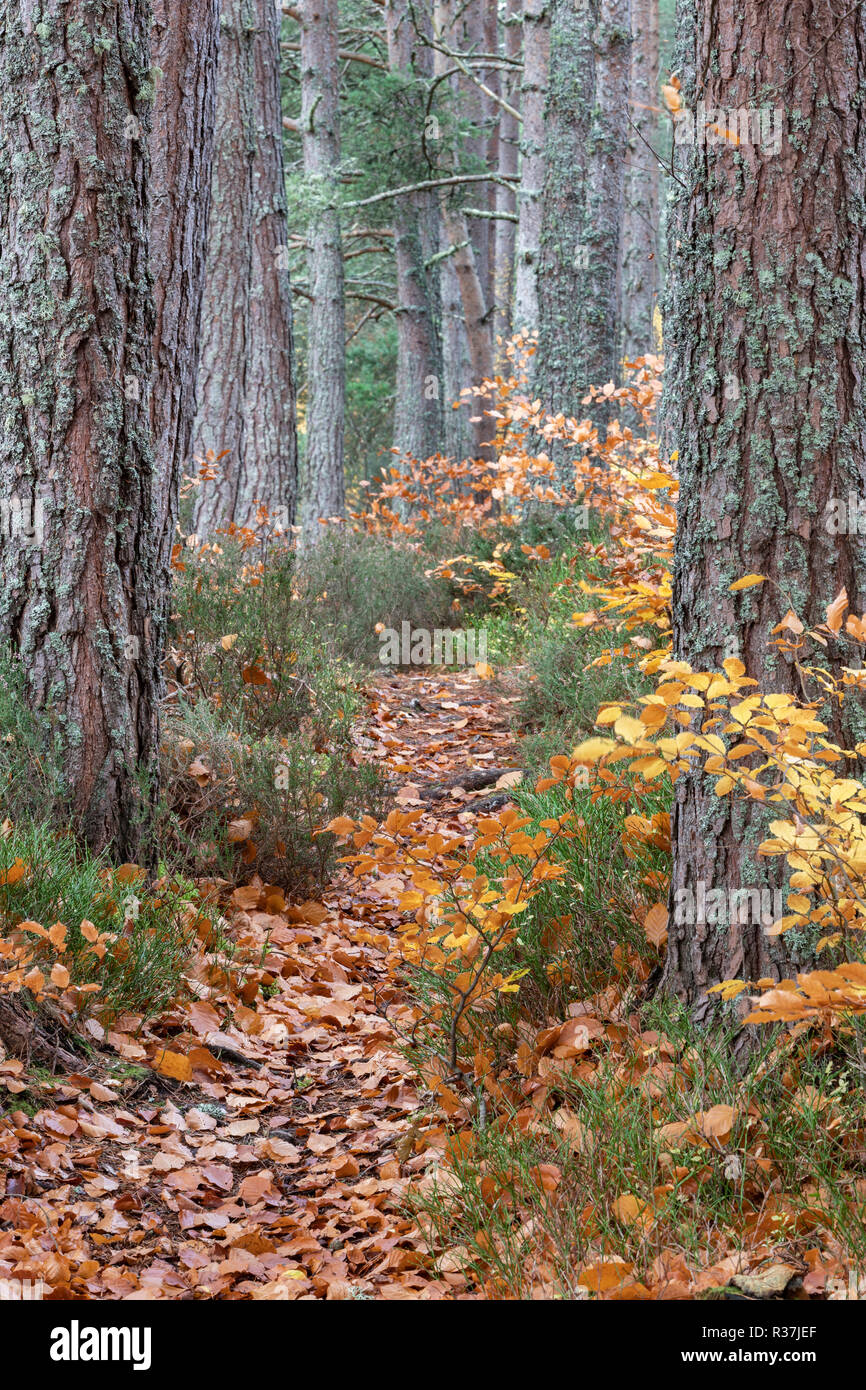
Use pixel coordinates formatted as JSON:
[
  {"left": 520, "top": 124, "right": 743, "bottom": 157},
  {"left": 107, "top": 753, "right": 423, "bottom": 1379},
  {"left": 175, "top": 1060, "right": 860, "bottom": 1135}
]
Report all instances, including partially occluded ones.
[{"left": 0, "top": 668, "right": 521, "bottom": 1301}]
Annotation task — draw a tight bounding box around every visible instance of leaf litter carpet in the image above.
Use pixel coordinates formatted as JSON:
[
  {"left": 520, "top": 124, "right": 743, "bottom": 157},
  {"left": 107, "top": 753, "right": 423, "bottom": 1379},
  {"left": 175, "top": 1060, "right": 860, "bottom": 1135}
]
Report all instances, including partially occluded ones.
[{"left": 0, "top": 669, "right": 519, "bottom": 1300}]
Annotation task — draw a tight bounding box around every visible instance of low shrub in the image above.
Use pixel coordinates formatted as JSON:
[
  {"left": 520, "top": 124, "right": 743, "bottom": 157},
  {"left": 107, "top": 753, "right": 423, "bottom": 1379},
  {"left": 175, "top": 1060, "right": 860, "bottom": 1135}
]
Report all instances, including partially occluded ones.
[{"left": 0, "top": 822, "right": 197, "bottom": 1020}]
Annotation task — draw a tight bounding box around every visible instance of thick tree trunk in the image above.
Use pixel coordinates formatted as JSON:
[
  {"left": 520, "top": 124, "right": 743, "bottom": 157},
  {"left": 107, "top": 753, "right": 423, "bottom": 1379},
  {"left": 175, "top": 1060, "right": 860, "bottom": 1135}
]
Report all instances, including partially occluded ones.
[
  {"left": 493, "top": 0, "right": 521, "bottom": 364},
  {"left": 619, "top": 0, "right": 658, "bottom": 362},
  {"left": 513, "top": 0, "right": 549, "bottom": 334},
  {"left": 300, "top": 0, "right": 346, "bottom": 531},
  {"left": 662, "top": 0, "right": 866, "bottom": 1009},
  {"left": 193, "top": 0, "right": 299, "bottom": 537},
  {"left": 535, "top": 0, "right": 629, "bottom": 460},
  {"left": 150, "top": 0, "right": 220, "bottom": 606},
  {"left": 0, "top": 1, "right": 159, "bottom": 858},
  {"left": 386, "top": 0, "right": 442, "bottom": 460}
]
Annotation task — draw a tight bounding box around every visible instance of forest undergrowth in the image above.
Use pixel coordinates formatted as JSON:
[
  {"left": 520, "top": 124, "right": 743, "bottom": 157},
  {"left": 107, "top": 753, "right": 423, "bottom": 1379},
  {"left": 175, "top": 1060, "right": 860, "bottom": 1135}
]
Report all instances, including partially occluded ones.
[{"left": 3, "top": 351, "right": 866, "bottom": 1300}]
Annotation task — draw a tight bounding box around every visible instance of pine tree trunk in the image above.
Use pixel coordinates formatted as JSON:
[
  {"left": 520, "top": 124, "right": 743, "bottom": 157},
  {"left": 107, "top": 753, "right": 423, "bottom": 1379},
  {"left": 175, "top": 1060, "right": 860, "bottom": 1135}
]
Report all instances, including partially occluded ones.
[
  {"left": 150, "top": 0, "right": 220, "bottom": 603},
  {"left": 0, "top": 0, "right": 159, "bottom": 858},
  {"left": 433, "top": 0, "right": 494, "bottom": 462},
  {"left": 535, "top": 0, "right": 629, "bottom": 451},
  {"left": 193, "top": 0, "right": 299, "bottom": 537},
  {"left": 300, "top": 0, "right": 345, "bottom": 533},
  {"left": 386, "top": 0, "right": 442, "bottom": 460},
  {"left": 662, "top": 0, "right": 866, "bottom": 1011},
  {"left": 619, "top": 0, "right": 658, "bottom": 361},
  {"left": 513, "top": 0, "right": 549, "bottom": 334},
  {"left": 493, "top": 0, "right": 521, "bottom": 364}
]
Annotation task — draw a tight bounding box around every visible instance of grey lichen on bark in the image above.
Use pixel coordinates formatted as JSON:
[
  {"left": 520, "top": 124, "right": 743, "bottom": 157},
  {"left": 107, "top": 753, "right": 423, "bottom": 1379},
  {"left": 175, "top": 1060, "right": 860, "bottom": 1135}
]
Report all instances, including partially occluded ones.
[{"left": 0, "top": 0, "right": 160, "bottom": 857}]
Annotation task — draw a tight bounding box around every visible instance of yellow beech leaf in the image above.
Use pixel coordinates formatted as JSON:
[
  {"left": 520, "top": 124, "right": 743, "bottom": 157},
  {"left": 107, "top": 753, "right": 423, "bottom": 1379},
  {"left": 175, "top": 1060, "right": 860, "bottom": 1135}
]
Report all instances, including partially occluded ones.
[
  {"left": 220, "top": 633, "right": 239, "bottom": 650},
  {"left": 572, "top": 737, "right": 615, "bottom": 763},
  {"left": 596, "top": 706, "right": 622, "bottom": 725},
  {"left": 729, "top": 574, "right": 767, "bottom": 591},
  {"left": 153, "top": 1049, "right": 193, "bottom": 1083},
  {"left": 614, "top": 715, "right": 647, "bottom": 743}
]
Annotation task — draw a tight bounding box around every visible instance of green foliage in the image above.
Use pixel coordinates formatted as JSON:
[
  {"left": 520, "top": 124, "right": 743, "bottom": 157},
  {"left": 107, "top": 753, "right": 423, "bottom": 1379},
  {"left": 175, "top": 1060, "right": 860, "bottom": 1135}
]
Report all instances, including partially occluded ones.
[
  {"left": 168, "top": 539, "right": 385, "bottom": 891},
  {"left": 0, "top": 823, "right": 196, "bottom": 1019},
  {"left": 512, "top": 546, "right": 651, "bottom": 772},
  {"left": 295, "top": 528, "right": 456, "bottom": 665},
  {"left": 157, "top": 700, "right": 382, "bottom": 893},
  {"left": 0, "top": 644, "right": 68, "bottom": 828}
]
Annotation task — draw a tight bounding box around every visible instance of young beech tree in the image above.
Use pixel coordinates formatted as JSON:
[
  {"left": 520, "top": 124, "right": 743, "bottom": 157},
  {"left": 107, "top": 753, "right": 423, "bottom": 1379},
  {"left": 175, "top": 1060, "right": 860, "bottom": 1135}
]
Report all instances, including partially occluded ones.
[
  {"left": 300, "top": 0, "right": 346, "bottom": 532},
  {"left": 662, "top": 1, "right": 866, "bottom": 1008},
  {"left": 193, "top": 0, "right": 299, "bottom": 537},
  {"left": 0, "top": 2, "right": 159, "bottom": 857}
]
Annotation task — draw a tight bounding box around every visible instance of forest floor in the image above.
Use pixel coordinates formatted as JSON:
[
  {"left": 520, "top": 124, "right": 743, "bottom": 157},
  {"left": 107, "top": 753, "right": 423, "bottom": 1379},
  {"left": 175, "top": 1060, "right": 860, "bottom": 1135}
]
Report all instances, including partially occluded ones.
[{"left": 0, "top": 666, "right": 519, "bottom": 1301}]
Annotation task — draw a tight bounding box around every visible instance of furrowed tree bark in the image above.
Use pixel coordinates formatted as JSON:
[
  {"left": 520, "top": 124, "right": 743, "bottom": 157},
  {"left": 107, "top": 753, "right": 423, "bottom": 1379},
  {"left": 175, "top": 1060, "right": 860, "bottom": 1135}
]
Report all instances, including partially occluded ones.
[
  {"left": 493, "top": 0, "right": 521, "bottom": 366},
  {"left": 193, "top": 0, "right": 299, "bottom": 537},
  {"left": 620, "top": 0, "right": 658, "bottom": 362},
  {"left": 513, "top": 0, "right": 549, "bottom": 334},
  {"left": 0, "top": 1, "right": 159, "bottom": 858},
  {"left": 535, "top": 0, "right": 629, "bottom": 467},
  {"left": 300, "top": 0, "right": 346, "bottom": 534},
  {"left": 150, "top": 0, "right": 220, "bottom": 608},
  {"left": 386, "top": 0, "right": 442, "bottom": 460},
  {"left": 662, "top": 0, "right": 866, "bottom": 1012}
]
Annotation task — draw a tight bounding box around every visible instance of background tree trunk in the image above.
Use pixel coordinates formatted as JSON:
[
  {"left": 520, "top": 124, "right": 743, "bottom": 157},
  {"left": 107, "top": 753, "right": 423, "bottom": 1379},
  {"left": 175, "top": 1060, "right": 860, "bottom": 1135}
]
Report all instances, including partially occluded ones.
[
  {"left": 0, "top": 0, "right": 159, "bottom": 858},
  {"left": 300, "top": 0, "right": 346, "bottom": 532},
  {"left": 662, "top": 0, "right": 866, "bottom": 1011},
  {"left": 193, "top": 0, "right": 299, "bottom": 537},
  {"left": 493, "top": 0, "right": 522, "bottom": 365},
  {"left": 433, "top": 0, "right": 494, "bottom": 462},
  {"left": 534, "top": 0, "right": 628, "bottom": 466},
  {"left": 513, "top": 0, "right": 549, "bottom": 335},
  {"left": 150, "top": 0, "right": 220, "bottom": 616},
  {"left": 619, "top": 0, "right": 658, "bottom": 362},
  {"left": 386, "top": 0, "right": 442, "bottom": 460}
]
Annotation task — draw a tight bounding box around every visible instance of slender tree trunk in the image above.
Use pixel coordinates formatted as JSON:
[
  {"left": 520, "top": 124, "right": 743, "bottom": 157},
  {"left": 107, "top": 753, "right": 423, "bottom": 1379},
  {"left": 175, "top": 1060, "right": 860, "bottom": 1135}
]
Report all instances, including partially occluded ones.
[
  {"left": 193, "top": 0, "right": 299, "bottom": 537},
  {"left": 300, "top": 0, "right": 346, "bottom": 531},
  {"left": 493, "top": 0, "right": 521, "bottom": 365},
  {"left": 386, "top": 0, "right": 441, "bottom": 460},
  {"left": 482, "top": 0, "right": 501, "bottom": 318},
  {"left": 0, "top": 0, "right": 158, "bottom": 857},
  {"left": 150, "top": 0, "right": 220, "bottom": 603},
  {"left": 513, "top": 0, "right": 549, "bottom": 334},
  {"left": 433, "top": 0, "right": 494, "bottom": 461},
  {"left": 619, "top": 0, "right": 658, "bottom": 362},
  {"left": 458, "top": 0, "right": 491, "bottom": 305},
  {"left": 535, "top": 0, "right": 629, "bottom": 456},
  {"left": 662, "top": 0, "right": 866, "bottom": 1010},
  {"left": 439, "top": 251, "right": 476, "bottom": 461}
]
